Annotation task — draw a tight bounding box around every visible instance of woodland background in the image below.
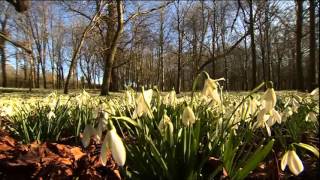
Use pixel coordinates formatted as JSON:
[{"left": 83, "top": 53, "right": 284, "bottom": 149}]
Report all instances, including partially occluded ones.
[{"left": 0, "top": 0, "right": 319, "bottom": 95}]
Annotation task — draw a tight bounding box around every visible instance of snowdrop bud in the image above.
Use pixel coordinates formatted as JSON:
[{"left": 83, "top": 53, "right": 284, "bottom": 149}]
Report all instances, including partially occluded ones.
[
  {"left": 202, "top": 78, "right": 221, "bottom": 104},
  {"left": 47, "top": 111, "right": 55, "bottom": 120},
  {"left": 281, "top": 151, "right": 289, "bottom": 171},
  {"left": 182, "top": 106, "right": 196, "bottom": 126},
  {"left": 305, "top": 112, "right": 317, "bottom": 122},
  {"left": 263, "top": 87, "right": 277, "bottom": 114},
  {"left": 132, "top": 89, "right": 153, "bottom": 119},
  {"left": 163, "top": 90, "right": 177, "bottom": 106},
  {"left": 82, "top": 125, "right": 97, "bottom": 148},
  {"left": 288, "top": 150, "right": 304, "bottom": 176},
  {"left": 101, "top": 128, "right": 126, "bottom": 166},
  {"left": 158, "top": 114, "right": 173, "bottom": 134},
  {"left": 125, "top": 91, "right": 133, "bottom": 105},
  {"left": 310, "top": 88, "right": 319, "bottom": 96}
]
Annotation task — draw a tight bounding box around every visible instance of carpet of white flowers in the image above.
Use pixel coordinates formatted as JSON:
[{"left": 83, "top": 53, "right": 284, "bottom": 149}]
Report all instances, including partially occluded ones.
[{"left": 0, "top": 73, "right": 319, "bottom": 179}]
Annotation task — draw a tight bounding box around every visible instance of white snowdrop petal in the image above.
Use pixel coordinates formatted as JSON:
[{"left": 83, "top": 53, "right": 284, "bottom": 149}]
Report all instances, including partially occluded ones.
[
  {"left": 288, "top": 150, "right": 304, "bottom": 176},
  {"left": 281, "top": 151, "right": 289, "bottom": 171}
]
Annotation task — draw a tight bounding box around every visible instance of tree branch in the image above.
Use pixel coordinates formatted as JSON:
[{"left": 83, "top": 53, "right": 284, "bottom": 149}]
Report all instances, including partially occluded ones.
[
  {"left": 124, "top": 1, "right": 173, "bottom": 25},
  {"left": 199, "top": 31, "right": 250, "bottom": 71},
  {"left": 0, "top": 32, "right": 32, "bottom": 54}
]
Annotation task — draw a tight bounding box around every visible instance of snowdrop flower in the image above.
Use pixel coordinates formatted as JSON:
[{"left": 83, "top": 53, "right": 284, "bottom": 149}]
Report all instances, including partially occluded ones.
[
  {"left": 255, "top": 83, "right": 281, "bottom": 136},
  {"left": 202, "top": 77, "right": 224, "bottom": 104},
  {"left": 261, "top": 87, "right": 277, "bottom": 114},
  {"left": 310, "top": 88, "right": 319, "bottom": 96},
  {"left": 100, "top": 127, "right": 126, "bottom": 166},
  {"left": 47, "top": 111, "right": 56, "bottom": 120},
  {"left": 281, "top": 150, "right": 304, "bottom": 176},
  {"left": 255, "top": 108, "right": 281, "bottom": 136},
  {"left": 158, "top": 113, "right": 174, "bottom": 135},
  {"left": 81, "top": 125, "right": 98, "bottom": 148},
  {"left": 96, "top": 112, "right": 108, "bottom": 140},
  {"left": 76, "top": 90, "right": 90, "bottom": 107},
  {"left": 163, "top": 90, "right": 177, "bottom": 106},
  {"left": 249, "top": 98, "right": 260, "bottom": 116},
  {"left": 291, "top": 98, "right": 300, "bottom": 113},
  {"left": 0, "top": 106, "right": 14, "bottom": 117},
  {"left": 281, "top": 107, "right": 293, "bottom": 122},
  {"left": 125, "top": 90, "right": 134, "bottom": 105},
  {"left": 182, "top": 106, "right": 196, "bottom": 126},
  {"left": 132, "top": 89, "right": 153, "bottom": 119},
  {"left": 305, "top": 112, "right": 318, "bottom": 122}
]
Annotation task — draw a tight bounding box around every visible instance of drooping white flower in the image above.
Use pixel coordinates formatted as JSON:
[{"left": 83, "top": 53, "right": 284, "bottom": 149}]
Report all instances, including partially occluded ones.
[
  {"left": 96, "top": 112, "right": 108, "bottom": 140},
  {"left": 281, "top": 106, "right": 293, "bottom": 122},
  {"left": 291, "top": 98, "right": 300, "bottom": 113},
  {"left": 0, "top": 106, "right": 14, "bottom": 117},
  {"left": 76, "top": 90, "right": 91, "bottom": 107},
  {"left": 249, "top": 98, "right": 260, "bottom": 116},
  {"left": 262, "top": 88, "right": 277, "bottom": 114},
  {"left": 47, "top": 111, "right": 56, "bottom": 120},
  {"left": 255, "top": 87, "right": 281, "bottom": 136},
  {"left": 202, "top": 78, "right": 222, "bottom": 104},
  {"left": 255, "top": 108, "right": 281, "bottom": 136},
  {"left": 310, "top": 88, "right": 319, "bottom": 96},
  {"left": 158, "top": 113, "right": 174, "bottom": 135},
  {"left": 163, "top": 90, "right": 177, "bottom": 106},
  {"left": 305, "top": 112, "right": 318, "bottom": 122},
  {"left": 125, "top": 91, "right": 134, "bottom": 105},
  {"left": 182, "top": 106, "right": 196, "bottom": 126},
  {"left": 132, "top": 89, "right": 153, "bottom": 119},
  {"left": 81, "top": 125, "right": 97, "bottom": 148},
  {"left": 281, "top": 150, "right": 304, "bottom": 176},
  {"left": 100, "top": 128, "right": 126, "bottom": 166}
]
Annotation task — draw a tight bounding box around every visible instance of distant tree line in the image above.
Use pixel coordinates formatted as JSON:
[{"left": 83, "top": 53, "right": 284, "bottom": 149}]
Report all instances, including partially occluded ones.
[{"left": 0, "top": 0, "right": 318, "bottom": 94}]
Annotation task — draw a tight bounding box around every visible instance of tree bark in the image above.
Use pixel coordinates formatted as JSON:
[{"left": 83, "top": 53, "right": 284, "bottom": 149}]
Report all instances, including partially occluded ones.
[
  {"left": 295, "top": 0, "right": 304, "bottom": 90},
  {"left": 307, "top": 0, "right": 316, "bottom": 91},
  {"left": 249, "top": 0, "right": 257, "bottom": 89},
  {"left": 101, "top": 0, "right": 124, "bottom": 95},
  {"left": 0, "top": 13, "right": 8, "bottom": 87}
]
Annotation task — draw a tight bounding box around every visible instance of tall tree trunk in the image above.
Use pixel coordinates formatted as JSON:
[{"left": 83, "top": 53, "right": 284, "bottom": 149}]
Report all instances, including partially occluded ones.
[
  {"left": 0, "top": 43, "right": 6, "bottom": 87},
  {"left": 244, "top": 36, "right": 249, "bottom": 90},
  {"left": 159, "top": 9, "right": 165, "bottom": 91},
  {"left": 176, "top": 1, "right": 182, "bottom": 93},
  {"left": 15, "top": 51, "right": 19, "bottom": 87},
  {"left": 265, "top": 0, "right": 272, "bottom": 81},
  {"left": 258, "top": 20, "right": 266, "bottom": 83},
  {"left": 295, "top": 0, "right": 304, "bottom": 90},
  {"left": 249, "top": 0, "right": 257, "bottom": 89},
  {"left": 307, "top": 0, "right": 316, "bottom": 91},
  {"left": 101, "top": 0, "right": 124, "bottom": 95},
  {"left": 41, "top": 41, "right": 47, "bottom": 88},
  {"left": 0, "top": 15, "right": 8, "bottom": 87}
]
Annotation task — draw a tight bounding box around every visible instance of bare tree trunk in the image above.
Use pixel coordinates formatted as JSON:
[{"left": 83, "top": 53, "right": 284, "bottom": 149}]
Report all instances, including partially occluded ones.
[
  {"left": 244, "top": 36, "right": 249, "bottom": 90},
  {"left": 265, "top": 1, "right": 272, "bottom": 81},
  {"left": 295, "top": 0, "right": 304, "bottom": 90},
  {"left": 101, "top": 0, "right": 124, "bottom": 95},
  {"left": 258, "top": 19, "right": 266, "bottom": 83},
  {"left": 307, "top": 0, "right": 316, "bottom": 91},
  {"left": 249, "top": 0, "right": 257, "bottom": 89},
  {"left": 210, "top": 6, "right": 216, "bottom": 79},
  {"left": 15, "top": 51, "right": 19, "bottom": 87},
  {"left": 0, "top": 14, "right": 8, "bottom": 87},
  {"left": 0, "top": 44, "right": 6, "bottom": 87},
  {"left": 175, "top": 1, "right": 183, "bottom": 93},
  {"left": 159, "top": 9, "right": 165, "bottom": 91}
]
